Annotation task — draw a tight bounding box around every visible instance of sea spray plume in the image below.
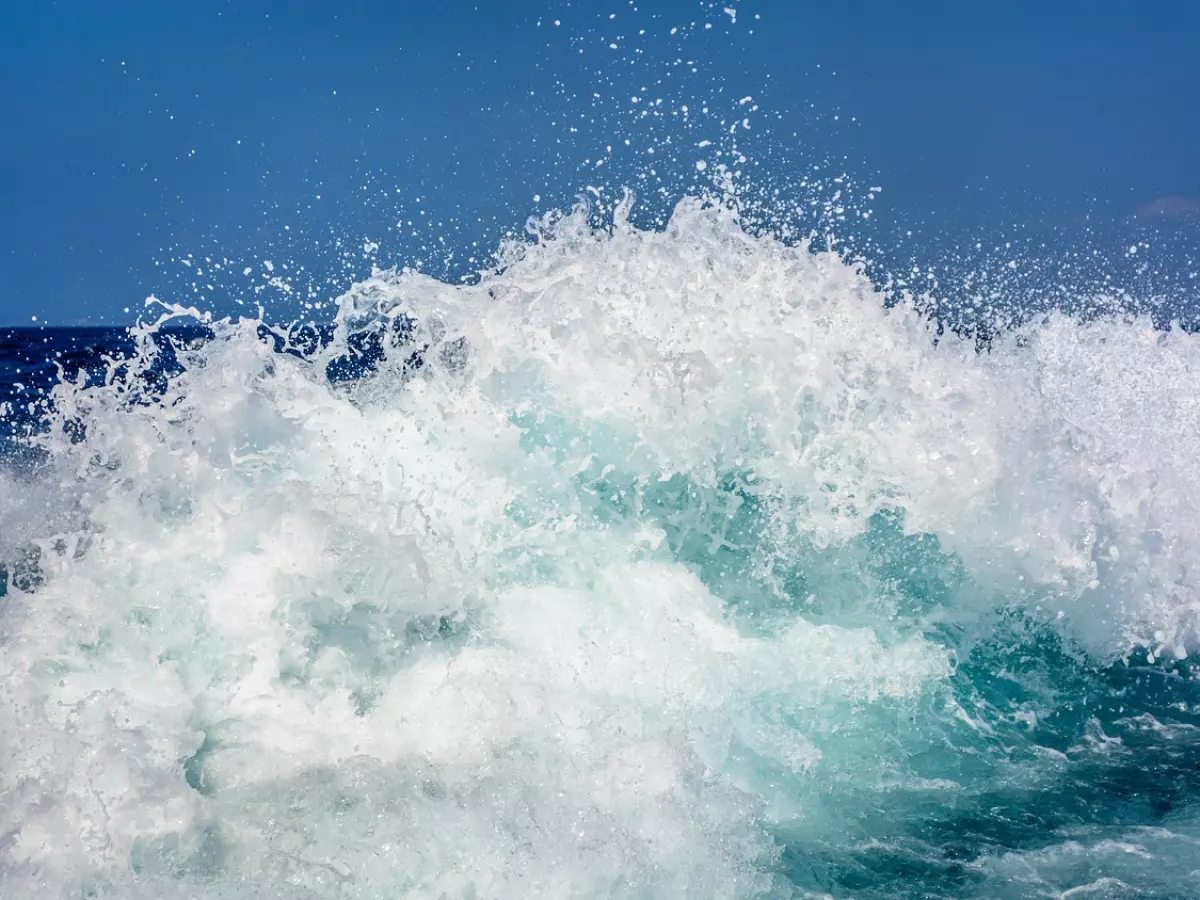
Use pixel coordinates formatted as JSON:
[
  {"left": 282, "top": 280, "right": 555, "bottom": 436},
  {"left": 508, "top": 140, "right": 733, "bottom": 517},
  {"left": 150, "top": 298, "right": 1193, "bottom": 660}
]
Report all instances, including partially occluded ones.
[{"left": 1, "top": 194, "right": 1200, "bottom": 898}]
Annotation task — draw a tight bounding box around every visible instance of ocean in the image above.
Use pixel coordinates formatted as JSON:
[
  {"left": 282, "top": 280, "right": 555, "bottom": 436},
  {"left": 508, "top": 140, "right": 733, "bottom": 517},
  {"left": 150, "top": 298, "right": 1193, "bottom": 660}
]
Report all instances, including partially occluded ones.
[{"left": 2, "top": 198, "right": 1199, "bottom": 899}]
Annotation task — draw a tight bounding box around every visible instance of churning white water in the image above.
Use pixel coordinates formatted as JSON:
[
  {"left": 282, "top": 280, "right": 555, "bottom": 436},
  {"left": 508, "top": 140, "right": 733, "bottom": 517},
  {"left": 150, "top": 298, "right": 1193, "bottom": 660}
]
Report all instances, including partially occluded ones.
[{"left": 3, "top": 197, "right": 1200, "bottom": 899}]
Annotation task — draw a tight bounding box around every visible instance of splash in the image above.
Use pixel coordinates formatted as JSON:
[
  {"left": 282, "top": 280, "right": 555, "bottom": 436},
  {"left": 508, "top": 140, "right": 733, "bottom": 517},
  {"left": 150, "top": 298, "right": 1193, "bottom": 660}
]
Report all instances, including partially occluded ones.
[{"left": 3, "top": 196, "right": 1200, "bottom": 899}]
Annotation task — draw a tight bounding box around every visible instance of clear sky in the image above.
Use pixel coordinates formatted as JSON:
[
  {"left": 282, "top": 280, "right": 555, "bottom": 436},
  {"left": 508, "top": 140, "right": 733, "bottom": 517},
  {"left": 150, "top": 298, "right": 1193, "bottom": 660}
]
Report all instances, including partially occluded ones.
[{"left": 1, "top": 0, "right": 1197, "bottom": 325}]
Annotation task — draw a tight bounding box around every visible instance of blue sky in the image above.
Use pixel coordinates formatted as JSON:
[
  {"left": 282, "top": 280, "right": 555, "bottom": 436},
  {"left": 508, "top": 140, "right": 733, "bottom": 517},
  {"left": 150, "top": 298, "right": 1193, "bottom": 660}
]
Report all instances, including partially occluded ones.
[{"left": 1, "top": 0, "right": 1197, "bottom": 325}]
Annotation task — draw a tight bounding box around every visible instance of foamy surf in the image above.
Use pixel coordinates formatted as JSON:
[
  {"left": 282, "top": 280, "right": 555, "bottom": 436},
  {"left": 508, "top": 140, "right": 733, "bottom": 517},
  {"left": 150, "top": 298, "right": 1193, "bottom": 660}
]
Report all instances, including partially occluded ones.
[{"left": 2, "top": 196, "right": 1199, "bottom": 899}]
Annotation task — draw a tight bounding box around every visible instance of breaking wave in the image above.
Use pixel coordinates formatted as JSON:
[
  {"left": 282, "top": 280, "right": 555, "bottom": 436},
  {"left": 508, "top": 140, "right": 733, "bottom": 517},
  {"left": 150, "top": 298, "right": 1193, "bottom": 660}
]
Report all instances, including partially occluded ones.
[{"left": 3, "top": 196, "right": 1200, "bottom": 899}]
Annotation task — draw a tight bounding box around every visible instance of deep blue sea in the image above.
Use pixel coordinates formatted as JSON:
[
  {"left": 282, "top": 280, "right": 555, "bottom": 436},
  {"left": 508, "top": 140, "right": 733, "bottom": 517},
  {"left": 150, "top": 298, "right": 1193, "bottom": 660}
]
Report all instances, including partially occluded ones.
[{"left": 4, "top": 202, "right": 1200, "bottom": 899}]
